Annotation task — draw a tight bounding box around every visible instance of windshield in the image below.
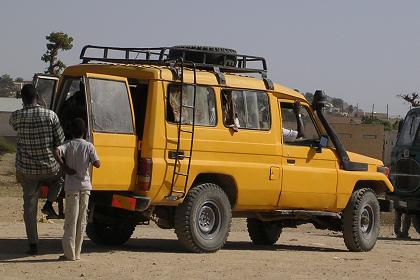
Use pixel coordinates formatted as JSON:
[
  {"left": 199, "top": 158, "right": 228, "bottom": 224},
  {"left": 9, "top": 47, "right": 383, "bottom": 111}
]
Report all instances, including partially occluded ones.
[{"left": 397, "top": 113, "right": 420, "bottom": 146}]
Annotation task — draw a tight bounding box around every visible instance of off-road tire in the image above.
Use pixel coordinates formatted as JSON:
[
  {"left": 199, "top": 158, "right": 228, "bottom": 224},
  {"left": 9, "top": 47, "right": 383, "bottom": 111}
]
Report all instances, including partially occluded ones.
[
  {"left": 174, "top": 183, "right": 232, "bottom": 253},
  {"left": 413, "top": 214, "right": 420, "bottom": 234},
  {"left": 247, "top": 218, "right": 282, "bottom": 245},
  {"left": 342, "top": 188, "right": 380, "bottom": 252},
  {"left": 168, "top": 45, "right": 237, "bottom": 67},
  {"left": 86, "top": 220, "right": 135, "bottom": 246}
]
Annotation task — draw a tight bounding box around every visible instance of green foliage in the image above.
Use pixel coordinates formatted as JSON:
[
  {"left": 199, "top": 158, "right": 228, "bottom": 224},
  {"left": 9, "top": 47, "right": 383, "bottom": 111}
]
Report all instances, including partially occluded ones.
[
  {"left": 0, "top": 137, "right": 16, "bottom": 155},
  {"left": 0, "top": 74, "right": 16, "bottom": 97},
  {"left": 41, "top": 32, "right": 74, "bottom": 75},
  {"left": 361, "top": 116, "right": 394, "bottom": 131},
  {"left": 331, "top": 97, "right": 344, "bottom": 109}
]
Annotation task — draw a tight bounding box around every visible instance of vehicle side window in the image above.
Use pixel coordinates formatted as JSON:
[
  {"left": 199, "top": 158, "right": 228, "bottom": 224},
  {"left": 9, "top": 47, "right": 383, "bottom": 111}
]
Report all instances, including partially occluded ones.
[
  {"left": 221, "top": 90, "right": 270, "bottom": 130},
  {"left": 398, "top": 114, "right": 420, "bottom": 146},
  {"left": 89, "top": 78, "right": 134, "bottom": 134},
  {"left": 280, "top": 102, "right": 320, "bottom": 145},
  {"left": 166, "top": 84, "right": 216, "bottom": 126}
]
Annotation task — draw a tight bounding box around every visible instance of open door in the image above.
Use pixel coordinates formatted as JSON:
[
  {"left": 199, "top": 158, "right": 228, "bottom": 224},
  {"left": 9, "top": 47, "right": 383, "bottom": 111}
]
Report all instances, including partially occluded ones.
[
  {"left": 32, "top": 73, "right": 59, "bottom": 109},
  {"left": 85, "top": 73, "right": 138, "bottom": 191}
]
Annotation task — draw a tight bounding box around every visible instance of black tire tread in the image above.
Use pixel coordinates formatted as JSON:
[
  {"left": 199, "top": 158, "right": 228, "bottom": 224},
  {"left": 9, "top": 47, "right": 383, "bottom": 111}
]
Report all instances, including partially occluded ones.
[
  {"left": 247, "top": 218, "right": 282, "bottom": 245},
  {"left": 86, "top": 221, "right": 135, "bottom": 246},
  {"left": 342, "top": 188, "right": 379, "bottom": 252},
  {"left": 174, "top": 183, "right": 232, "bottom": 253}
]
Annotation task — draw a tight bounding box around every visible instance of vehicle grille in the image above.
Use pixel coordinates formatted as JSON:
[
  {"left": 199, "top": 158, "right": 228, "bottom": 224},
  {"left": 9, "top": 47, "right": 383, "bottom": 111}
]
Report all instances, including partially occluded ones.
[{"left": 395, "top": 158, "right": 420, "bottom": 192}]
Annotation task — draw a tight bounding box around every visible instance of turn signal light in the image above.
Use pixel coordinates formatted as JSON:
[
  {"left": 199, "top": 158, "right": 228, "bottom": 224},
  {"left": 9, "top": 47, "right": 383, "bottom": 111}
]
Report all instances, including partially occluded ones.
[{"left": 138, "top": 157, "right": 152, "bottom": 191}]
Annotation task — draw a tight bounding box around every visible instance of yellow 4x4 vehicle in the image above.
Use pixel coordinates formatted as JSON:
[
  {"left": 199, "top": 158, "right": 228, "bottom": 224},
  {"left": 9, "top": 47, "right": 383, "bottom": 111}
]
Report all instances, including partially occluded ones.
[{"left": 35, "top": 45, "right": 393, "bottom": 253}]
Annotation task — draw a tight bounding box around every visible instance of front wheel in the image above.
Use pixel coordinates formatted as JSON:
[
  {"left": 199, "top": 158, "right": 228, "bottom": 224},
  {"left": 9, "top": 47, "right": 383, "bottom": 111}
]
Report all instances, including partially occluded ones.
[
  {"left": 342, "top": 188, "right": 380, "bottom": 252},
  {"left": 174, "top": 183, "right": 232, "bottom": 253}
]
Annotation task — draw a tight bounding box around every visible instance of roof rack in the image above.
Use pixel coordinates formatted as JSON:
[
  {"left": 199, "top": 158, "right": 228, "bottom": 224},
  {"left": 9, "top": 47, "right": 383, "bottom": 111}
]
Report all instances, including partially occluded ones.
[{"left": 79, "top": 45, "right": 274, "bottom": 89}]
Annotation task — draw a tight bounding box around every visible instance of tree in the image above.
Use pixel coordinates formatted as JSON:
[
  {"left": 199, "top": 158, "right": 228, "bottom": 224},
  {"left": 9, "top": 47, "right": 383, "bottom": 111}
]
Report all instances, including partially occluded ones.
[
  {"left": 304, "top": 92, "right": 314, "bottom": 103},
  {"left": 0, "top": 74, "right": 16, "bottom": 97},
  {"left": 41, "top": 32, "right": 74, "bottom": 75},
  {"left": 398, "top": 92, "right": 420, "bottom": 107},
  {"left": 348, "top": 105, "right": 355, "bottom": 114},
  {"left": 331, "top": 97, "right": 344, "bottom": 109}
]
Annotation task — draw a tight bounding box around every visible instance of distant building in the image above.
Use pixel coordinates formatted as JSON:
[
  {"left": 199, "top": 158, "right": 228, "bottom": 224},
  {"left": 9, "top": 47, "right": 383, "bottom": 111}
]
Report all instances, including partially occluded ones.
[{"left": 0, "top": 97, "right": 22, "bottom": 136}]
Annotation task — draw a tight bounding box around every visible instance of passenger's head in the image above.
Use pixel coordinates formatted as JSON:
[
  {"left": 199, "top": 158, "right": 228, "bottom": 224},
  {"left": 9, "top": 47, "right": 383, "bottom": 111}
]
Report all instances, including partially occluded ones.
[
  {"left": 21, "top": 84, "right": 37, "bottom": 105},
  {"left": 70, "top": 118, "right": 86, "bottom": 138}
]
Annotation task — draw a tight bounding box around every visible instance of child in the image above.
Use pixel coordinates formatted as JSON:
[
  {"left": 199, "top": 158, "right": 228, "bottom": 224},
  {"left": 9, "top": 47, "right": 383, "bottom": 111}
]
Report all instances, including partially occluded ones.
[{"left": 54, "top": 118, "right": 100, "bottom": 261}]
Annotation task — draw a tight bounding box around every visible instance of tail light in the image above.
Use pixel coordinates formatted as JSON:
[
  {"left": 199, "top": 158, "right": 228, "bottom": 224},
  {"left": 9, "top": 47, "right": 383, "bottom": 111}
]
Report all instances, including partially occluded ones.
[
  {"left": 138, "top": 157, "right": 152, "bottom": 191},
  {"left": 40, "top": 185, "right": 49, "bottom": 199},
  {"left": 377, "top": 166, "right": 390, "bottom": 178}
]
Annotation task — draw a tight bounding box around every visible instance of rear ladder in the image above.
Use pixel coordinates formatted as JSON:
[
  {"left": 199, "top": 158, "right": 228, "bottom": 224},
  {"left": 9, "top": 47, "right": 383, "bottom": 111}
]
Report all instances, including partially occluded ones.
[{"left": 166, "top": 59, "right": 197, "bottom": 200}]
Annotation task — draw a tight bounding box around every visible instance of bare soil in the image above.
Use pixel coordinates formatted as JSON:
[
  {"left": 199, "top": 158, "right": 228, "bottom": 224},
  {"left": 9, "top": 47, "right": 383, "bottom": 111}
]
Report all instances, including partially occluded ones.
[{"left": 0, "top": 153, "right": 419, "bottom": 280}]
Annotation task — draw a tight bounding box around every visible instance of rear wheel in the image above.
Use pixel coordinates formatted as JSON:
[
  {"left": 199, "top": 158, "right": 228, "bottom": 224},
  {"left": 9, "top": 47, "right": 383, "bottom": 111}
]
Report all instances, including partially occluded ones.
[
  {"left": 247, "top": 218, "right": 282, "bottom": 245},
  {"left": 174, "top": 183, "right": 232, "bottom": 253},
  {"left": 342, "top": 188, "right": 380, "bottom": 252},
  {"left": 86, "top": 220, "right": 135, "bottom": 246}
]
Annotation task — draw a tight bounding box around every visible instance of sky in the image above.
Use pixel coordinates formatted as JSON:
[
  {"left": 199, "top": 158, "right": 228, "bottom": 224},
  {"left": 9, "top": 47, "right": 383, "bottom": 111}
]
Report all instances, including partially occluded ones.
[{"left": 1, "top": 0, "right": 420, "bottom": 117}]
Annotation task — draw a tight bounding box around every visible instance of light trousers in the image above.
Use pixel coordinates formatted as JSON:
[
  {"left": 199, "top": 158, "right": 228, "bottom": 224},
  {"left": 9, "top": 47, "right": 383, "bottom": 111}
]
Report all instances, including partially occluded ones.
[{"left": 62, "top": 190, "right": 90, "bottom": 260}]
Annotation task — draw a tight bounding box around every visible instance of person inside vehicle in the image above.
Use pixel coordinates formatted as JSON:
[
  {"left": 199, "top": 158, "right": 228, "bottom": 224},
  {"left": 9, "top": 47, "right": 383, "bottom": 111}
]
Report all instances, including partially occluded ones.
[
  {"left": 59, "top": 81, "right": 87, "bottom": 139},
  {"left": 282, "top": 100, "right": 304, "bottom": 142}
]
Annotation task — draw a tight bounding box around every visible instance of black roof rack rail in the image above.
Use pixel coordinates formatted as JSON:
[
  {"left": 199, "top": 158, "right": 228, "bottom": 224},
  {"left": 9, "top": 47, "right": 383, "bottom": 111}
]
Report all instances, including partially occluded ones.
[{"left": 79, "top": 45, "right": 274, "bottom": 89}]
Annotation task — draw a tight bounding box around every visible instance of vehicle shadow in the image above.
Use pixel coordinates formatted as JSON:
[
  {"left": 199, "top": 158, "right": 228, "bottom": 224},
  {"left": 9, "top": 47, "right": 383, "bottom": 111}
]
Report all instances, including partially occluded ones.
[{"left": 0, "top": 237, "right": 346, "bottom": 262}]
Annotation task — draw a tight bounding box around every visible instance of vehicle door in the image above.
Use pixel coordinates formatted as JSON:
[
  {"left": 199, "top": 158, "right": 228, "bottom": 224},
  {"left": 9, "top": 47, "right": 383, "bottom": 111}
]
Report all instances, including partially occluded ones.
[
  {"left": 32, "top": 73, "right": 59, "bottom": 109},
  {"left": 85, "top": 74, "right": 138, "bottom": 191},
  {"left": 278, "top": 100, "right": 338, "bottom": 210}
]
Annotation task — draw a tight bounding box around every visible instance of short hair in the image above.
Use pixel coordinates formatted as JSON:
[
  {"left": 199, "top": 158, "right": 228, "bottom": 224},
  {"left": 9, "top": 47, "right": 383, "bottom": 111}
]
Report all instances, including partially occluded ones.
[
  {"left": 21, "top": 84, "right": 37, "bottom": 105},
  {"left": 70, "top": 118, "right": 86, "bottom": 138}
]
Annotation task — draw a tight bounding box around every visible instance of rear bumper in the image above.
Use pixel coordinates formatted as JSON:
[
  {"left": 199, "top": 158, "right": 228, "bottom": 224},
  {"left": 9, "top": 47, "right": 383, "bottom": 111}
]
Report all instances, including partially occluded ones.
[{"left": 91, "top": 191, "right": 151, "bottom": 211}]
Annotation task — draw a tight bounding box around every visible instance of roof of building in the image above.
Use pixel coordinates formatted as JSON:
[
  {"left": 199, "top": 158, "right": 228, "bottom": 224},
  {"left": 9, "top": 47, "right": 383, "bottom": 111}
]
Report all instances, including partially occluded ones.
[{"left": 0, "top": 97, "right": 22, "bottom": 112}]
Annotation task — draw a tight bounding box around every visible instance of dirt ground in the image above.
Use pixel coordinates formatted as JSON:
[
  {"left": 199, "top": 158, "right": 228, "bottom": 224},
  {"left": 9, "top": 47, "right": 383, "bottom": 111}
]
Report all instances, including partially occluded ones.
[{"left": 1, "top": 153, "right": 419, "bottom": 280}]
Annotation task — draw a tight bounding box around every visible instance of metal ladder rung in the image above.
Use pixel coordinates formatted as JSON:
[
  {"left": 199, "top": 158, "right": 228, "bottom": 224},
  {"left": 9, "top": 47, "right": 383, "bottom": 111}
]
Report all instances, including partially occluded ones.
[
  {"left": 181, "top": 105, "right": 195, "bottom": 109},
  {"left": 171, "top": 190, "right": 185, "bottom": 194},
  {"left": 174, "top": 172, "right": 188, "bottom": 177}
]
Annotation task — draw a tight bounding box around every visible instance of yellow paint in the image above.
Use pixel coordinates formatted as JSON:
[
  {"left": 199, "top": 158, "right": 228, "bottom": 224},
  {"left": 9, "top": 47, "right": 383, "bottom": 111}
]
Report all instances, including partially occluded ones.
[{"left": 58, "top": 62, "right": 394, "bottom": 214}]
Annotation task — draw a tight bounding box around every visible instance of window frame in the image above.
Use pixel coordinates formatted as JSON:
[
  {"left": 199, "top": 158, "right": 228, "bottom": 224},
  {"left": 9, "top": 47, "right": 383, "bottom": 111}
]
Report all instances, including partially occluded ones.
[
  {"left": 221, "top": 88, "right": 271, "bottom": 131},
  {"left": 86, "top": 75, "right": 135, "bottom": 135},
  {"left": 279, "top": 100, "right": 323, "bottom": 146},
  {"left": 166, "top": 83, "right": 218, "bottom": 127}
]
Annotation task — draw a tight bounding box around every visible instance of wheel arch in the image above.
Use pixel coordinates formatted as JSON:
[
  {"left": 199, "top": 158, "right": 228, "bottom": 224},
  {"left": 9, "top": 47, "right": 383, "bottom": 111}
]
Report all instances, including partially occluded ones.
[
  {"left": 354, "top": 180, "right": 390, "bottom": 195},
  {"left": 191, "top": 173, "right": 238, "bottom": 208}
]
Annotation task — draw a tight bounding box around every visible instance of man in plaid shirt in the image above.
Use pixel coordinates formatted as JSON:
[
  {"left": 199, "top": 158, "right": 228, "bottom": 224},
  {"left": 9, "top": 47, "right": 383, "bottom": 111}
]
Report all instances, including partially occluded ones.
[{"left": 9, "top": 84, "right": 65, "bottom": 255}]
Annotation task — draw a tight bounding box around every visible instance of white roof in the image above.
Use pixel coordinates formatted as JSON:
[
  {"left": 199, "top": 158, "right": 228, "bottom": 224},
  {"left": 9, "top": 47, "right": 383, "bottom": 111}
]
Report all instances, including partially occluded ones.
[{"left": 0, "top": 97, "right": 22, "bottom": 112}]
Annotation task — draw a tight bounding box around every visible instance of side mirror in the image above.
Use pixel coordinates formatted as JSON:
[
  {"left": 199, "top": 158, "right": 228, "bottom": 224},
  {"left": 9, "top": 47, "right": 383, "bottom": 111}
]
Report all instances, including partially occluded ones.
[
  {"left": 319, "top": 135, "right": 329, "bottom": 148},
  {"left": 314, "top": 135, "right": 329, "bottom": 153}
]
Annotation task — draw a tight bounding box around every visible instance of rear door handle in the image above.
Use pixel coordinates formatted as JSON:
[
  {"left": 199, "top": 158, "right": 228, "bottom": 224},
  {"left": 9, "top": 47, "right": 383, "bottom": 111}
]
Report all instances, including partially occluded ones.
[
  {"left": 287, "top": 159, "right": 295, "bottom": 164},
  {"left": 168, "top": 150, "right": 185, "bottom": 160}
]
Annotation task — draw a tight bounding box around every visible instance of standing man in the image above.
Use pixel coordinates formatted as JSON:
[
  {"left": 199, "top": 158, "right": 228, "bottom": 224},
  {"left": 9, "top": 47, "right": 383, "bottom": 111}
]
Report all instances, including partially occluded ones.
[{"left": 9, "top": 84, "right": 65, "bottom": 255}]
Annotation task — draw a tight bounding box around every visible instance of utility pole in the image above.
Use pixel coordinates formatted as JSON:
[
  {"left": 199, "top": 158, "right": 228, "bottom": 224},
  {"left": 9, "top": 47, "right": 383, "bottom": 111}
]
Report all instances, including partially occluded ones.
[
  {"left": 386, "top": 104, "right": 389, "bottom": 119},
  {"left": 372, "top": 104, "right": 374, "bottom": 118}
]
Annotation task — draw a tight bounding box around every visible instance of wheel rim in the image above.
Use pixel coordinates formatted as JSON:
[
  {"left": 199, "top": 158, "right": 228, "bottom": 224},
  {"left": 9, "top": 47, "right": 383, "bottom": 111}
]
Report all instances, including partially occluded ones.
[
  {"left": 197, "top": 200, "right": 221, "bottom": 240},
  {"left": 360, "top": 204, "right": 374, "bottom": 238}
]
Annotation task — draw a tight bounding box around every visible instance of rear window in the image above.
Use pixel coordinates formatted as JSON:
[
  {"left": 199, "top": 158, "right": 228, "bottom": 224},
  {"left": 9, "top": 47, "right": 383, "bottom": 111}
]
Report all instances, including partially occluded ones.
[{"left": 89, "top": 78, "right": 134, "bottom": 134}]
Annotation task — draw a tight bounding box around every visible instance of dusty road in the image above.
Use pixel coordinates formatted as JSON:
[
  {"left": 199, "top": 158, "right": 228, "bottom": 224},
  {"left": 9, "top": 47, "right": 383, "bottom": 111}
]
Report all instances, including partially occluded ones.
[{"left": 1, "top": 153, "right": 419, "bottom": 280}]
